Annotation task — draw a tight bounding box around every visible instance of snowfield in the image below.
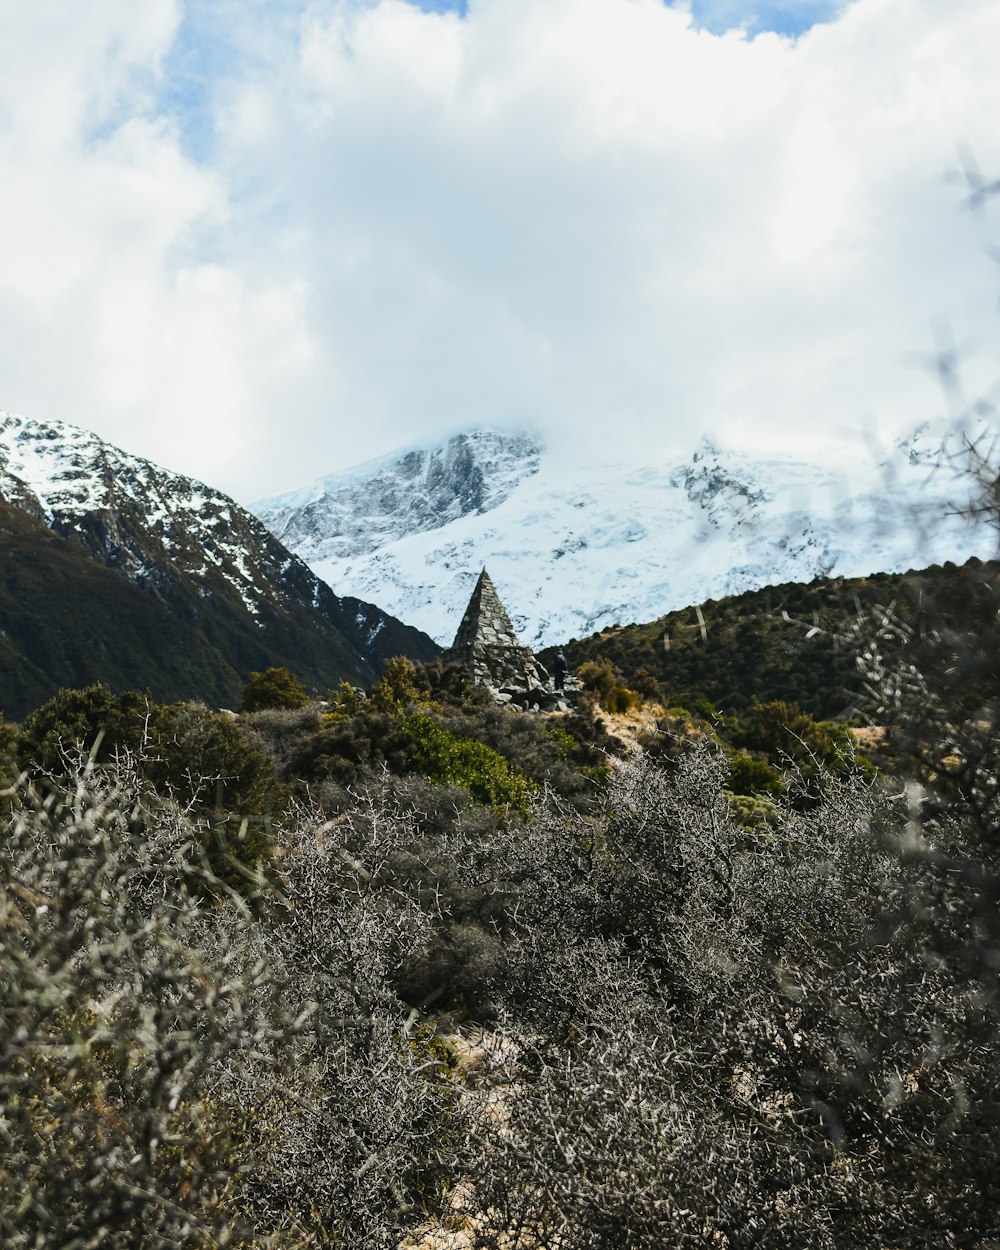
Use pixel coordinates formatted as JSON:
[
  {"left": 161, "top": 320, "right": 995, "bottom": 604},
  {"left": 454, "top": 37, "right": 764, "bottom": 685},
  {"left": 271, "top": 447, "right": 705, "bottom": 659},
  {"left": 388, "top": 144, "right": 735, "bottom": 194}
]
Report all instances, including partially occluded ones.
[{"left": 253, "top": 427, "right": 995, "bottom": 649}]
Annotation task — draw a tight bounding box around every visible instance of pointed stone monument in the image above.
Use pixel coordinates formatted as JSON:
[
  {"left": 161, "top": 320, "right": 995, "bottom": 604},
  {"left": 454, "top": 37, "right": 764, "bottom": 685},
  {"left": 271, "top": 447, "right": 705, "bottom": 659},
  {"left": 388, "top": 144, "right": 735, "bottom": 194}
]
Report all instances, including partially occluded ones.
[{"left": 442, "top": 568, "right": 552, "bottom": 704}]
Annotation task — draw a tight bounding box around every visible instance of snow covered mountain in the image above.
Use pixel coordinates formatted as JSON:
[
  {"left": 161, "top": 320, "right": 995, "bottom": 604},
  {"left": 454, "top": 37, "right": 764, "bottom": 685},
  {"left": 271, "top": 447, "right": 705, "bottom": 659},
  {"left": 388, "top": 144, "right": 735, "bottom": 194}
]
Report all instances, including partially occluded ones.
[
  {"left": 0, "top": 411, "right": 437, "bottom": 716},
  {"left": 252, "top": 427, "right": 997, "bottom": 650},
  {"left": 260, "top": 430, "right": 543, "bottom": 563}
]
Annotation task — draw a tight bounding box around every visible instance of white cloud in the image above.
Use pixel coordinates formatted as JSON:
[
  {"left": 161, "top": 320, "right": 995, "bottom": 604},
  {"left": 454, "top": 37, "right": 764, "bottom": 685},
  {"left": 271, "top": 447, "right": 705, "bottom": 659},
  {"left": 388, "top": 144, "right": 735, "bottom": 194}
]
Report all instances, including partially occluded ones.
[
  {"left": 0, "top": 0, "right": 311, "bottom": 493},
  {"left": 1, "top": 0, "right": 999, "bottom": 501}
]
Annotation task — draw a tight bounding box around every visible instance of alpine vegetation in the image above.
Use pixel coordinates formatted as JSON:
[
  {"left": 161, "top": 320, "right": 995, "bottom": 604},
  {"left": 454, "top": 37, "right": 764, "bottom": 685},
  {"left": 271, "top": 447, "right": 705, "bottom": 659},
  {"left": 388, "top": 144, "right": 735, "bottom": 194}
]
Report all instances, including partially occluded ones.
[{"left": 1, "top": 539, "right": 998, "bottom": 1250}]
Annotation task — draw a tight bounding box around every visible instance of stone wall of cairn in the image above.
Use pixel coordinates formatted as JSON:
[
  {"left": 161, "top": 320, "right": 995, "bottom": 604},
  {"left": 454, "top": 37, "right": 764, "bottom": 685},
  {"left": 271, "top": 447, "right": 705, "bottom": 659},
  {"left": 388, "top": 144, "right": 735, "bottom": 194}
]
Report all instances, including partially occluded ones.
[{"left": 442, "top": 568, "right": 572, "bottom": 710}]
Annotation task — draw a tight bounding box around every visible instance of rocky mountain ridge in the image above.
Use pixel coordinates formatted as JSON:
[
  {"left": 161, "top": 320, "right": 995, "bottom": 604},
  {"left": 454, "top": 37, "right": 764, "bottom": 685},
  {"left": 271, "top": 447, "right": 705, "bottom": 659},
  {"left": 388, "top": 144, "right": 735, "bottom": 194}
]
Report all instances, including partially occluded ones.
[
  {"left": 258, "top": 429, "right": 542, "bottom": 563},
  {"left": 0, "top": 412, "right": 438, "bottom": 718}
]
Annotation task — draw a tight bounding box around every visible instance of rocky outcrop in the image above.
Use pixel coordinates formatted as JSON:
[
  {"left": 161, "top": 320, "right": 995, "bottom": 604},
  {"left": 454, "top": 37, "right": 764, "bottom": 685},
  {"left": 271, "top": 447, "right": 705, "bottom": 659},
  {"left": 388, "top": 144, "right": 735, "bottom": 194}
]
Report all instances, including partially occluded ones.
[{"left": 253, "top": 430, "right": 543, "bottom": 563}]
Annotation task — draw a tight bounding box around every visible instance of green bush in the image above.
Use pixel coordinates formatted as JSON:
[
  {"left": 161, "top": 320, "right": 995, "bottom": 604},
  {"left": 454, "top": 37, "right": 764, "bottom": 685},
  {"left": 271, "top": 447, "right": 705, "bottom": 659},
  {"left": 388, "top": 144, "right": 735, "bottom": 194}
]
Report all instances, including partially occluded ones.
[
  {"left": 18, "top": 683, "right": 156, "bottom": 770},
  {"left": 543, "top": 721, "right": 580, "bottom": 760},
  {"left": 404, "top": 712, "right": 536, "bottom": 813},
  {"left": 438, "top": 704, "right": 620, "bottom": 807},
  {"left": 287, "top": 705, "right": 417, "bottom": 790},
  {"left": 370, "top": 656, "right": 423, "bottom": 714},
  {"left": 726, "top": 789, "right": 780, "bottom": 830},
  {"left": 239, "top": 666, "right": 309, "bottom": 712},
  {"left": 726, "top": 750, "right": 785, "bottom": 798},
  {"left": 730, "top": 699, "right": 873, "bottom": 802},
  {"left": 327, "top": 678, "right": 366, "bottom": 715}
]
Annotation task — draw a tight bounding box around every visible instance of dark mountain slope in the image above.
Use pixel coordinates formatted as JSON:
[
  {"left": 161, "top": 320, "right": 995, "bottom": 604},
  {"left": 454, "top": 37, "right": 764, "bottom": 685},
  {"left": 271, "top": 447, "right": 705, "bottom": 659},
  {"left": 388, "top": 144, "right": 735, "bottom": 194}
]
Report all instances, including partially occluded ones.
[
  {"left": 0, "top": 413, "right": 439, "bottom": 719},
  {"left": 0, "top": 501, "right": 244, "bottom": 717}
]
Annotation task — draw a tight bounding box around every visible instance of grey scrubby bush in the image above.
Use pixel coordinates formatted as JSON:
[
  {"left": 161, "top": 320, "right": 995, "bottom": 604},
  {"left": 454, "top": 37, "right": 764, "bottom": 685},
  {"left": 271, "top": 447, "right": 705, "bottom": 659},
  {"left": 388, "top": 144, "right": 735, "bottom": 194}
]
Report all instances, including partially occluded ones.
[
  {"left": 0, "top": 749, "right": 277, "bottom": 1249},
  {"left": 0, "top": 749, "right": 475, "bottom": 1250},
  {"left": 230, "top": 787, "right": 475, "bottom": 1245},
  {"left": 466, "top": 737, "right": 1000, "bottom": 1249},
  {"left": 271, "top": 771, "right": 516, "bottom": 1017},
  {"left": 243, "top": 700, "right": 325, "bottom": 775}
]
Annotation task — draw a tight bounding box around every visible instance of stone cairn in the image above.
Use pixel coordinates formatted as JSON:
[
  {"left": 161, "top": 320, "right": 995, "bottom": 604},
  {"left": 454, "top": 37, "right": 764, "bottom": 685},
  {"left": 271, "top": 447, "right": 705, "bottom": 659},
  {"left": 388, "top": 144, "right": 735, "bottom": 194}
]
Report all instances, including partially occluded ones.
[{"left": 441, "top": 568, "right": 572, "bottom": 710}]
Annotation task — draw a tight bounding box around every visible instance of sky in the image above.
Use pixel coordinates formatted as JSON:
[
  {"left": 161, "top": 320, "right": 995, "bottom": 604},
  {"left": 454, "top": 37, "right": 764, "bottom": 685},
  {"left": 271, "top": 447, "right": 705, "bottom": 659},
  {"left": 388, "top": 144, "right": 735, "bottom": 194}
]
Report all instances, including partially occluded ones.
[{"left": 1, "top": 0, "right": 999, "bottom": 503}]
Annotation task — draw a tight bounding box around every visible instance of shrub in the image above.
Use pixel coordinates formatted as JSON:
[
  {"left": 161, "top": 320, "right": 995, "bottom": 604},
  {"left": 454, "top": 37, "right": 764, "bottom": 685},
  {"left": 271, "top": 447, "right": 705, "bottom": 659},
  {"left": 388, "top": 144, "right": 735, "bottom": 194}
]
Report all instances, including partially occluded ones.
[
  {"left": 629, "top": 665, "right": 662, "bottom": 701},
  {"left": 726, "top": 749, "right": 785, "bottom": 798},
  {"left": 418, "top": 659, "right": 491, "bottom": 712},
  {"left": 726, "top": 788, "right": 780, "bottom": 830},
  {"left": 239, "top": 666, "right": 309, "bottom": 712},
  {"left": 0, "top": 753, "right": 474, "bottom": 1249},
  {"left": 542, "top": 720, "right": 580, "bottom": 759},
  {"left": 242, "top": 701, "right": 325, "bottom": 774},
  {"left": 16, "top": 686, "right": 284, "bottom": 885},
  {"left": 17, "top": 683, "right": 156, "bottom": 770},
  {"left": 239, "top": 791, "right": 475, "bottom": 1239},
  {"left": 731, "top": 698, "right": 873, "bottom": 804},
  {"left": 736, "top": 699, "right": 852, "bottom": 765},
  {"left": 327, "top": 677, "right": 366, "bottom": 715},
  {"left": 370, "top": 655, "right": 423, "bottom": 714},
  {"left": 404, "top": 711, "right": 536, "bottom": 813},
  {"left": 577, "top": 657, "right": 641, "bottom": 713},
  {"left": 470, "top": 739, "right": 1000, "bottom": 1248},
  {"left": 438, "top": 703, "right": 620, "bottom": 807},
  {"left": 286, "top": 705, "right": 418, "bottom": 790},
  {"left": 0, "top": 754, "right": 277, "bottom": 1249}
]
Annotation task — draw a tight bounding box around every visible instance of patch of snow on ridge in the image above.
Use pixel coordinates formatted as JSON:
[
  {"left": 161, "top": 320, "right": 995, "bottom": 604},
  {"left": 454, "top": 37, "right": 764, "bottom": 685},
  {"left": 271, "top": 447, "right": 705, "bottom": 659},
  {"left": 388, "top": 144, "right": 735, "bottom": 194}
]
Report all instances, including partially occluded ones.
[
  {"left": 0, "top": 410, "right": 212, "bottom": 525},
  {"left": 261, "top": 430, "right": 996, "bottom": 650},
  {"left": 0, "top": 410, "right": 285, "bottom": 622}
]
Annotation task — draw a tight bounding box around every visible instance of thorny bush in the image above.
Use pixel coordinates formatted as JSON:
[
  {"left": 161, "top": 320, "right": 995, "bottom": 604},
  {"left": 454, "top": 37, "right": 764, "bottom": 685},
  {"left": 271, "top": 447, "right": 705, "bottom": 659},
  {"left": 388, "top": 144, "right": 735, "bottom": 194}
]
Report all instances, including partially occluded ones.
[
  {"left": 4, "top": 539, "right": 1000, "bottom": 1248},
  {"left": 0, "top": 750, "right": 277, "bottom": 1249}
]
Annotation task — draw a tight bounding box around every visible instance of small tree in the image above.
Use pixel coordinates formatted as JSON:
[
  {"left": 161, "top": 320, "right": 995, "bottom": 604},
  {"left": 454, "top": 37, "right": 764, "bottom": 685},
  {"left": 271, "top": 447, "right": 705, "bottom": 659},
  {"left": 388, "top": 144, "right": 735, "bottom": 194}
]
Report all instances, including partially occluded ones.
[
  {"left": 369, "top": 656, "right": 422, "bottom": 715},
  {"left": 240, "top": 666, "right": 309, "bottom": 713}
]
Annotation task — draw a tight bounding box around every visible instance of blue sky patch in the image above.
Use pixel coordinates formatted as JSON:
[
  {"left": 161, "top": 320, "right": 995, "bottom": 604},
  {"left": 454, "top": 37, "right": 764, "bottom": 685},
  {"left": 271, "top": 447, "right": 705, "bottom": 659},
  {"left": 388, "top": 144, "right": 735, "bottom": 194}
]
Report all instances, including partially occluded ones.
[
  {"left": 396, "top": 0, "right": 849, "bottom": 35},
  {"left": 156, "top": 0, "right": 304, "bottom": 162},
  {"left": 684, "top": 0, "right": 851, "bottom": 38},
  {"left": 386, "top": 0, "right": 848, "bottom": 29},
  {"left": 407, "top": 0, "right": 468, "bottom": 11}
]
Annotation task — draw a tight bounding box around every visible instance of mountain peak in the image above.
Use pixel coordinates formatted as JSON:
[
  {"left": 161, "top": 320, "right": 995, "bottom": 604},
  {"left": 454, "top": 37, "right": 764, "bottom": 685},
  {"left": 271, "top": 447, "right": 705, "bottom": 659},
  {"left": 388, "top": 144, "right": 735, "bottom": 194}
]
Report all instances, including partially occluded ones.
[
  {"left": 251, "top": 427, "right": 995, "bottom": 650},
  {"left": 253, "top": 428, "right": 543, "bottom": 563}
]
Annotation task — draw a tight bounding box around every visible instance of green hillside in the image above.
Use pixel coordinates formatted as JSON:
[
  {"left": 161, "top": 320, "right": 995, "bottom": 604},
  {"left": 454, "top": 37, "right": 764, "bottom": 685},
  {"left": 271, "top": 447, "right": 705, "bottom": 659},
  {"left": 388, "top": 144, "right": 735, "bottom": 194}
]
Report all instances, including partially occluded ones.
[{"left": 543, "top": 556, "right": 1000, "bottom": 720}]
